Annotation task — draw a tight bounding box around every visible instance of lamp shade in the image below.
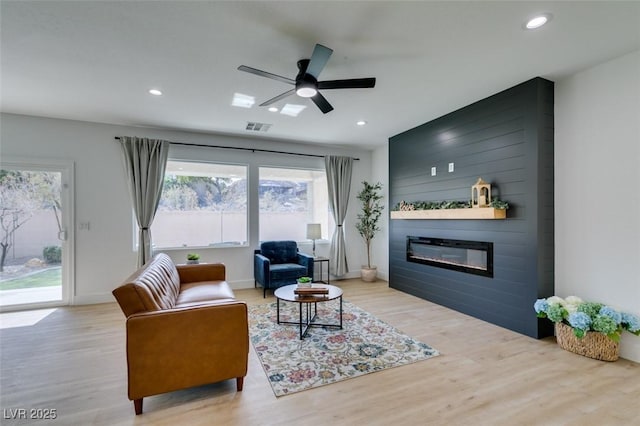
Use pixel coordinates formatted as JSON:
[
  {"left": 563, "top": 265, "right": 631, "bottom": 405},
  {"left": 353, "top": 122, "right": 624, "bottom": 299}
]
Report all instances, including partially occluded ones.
[{"left": 306, "top": 223, "right": 321, "bottom": 240}]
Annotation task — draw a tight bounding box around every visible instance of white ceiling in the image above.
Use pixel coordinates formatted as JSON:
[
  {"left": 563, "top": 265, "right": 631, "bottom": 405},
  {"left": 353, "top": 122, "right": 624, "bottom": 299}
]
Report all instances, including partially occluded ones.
[{"left": 2, "top": 1, "right": 639, "bottom": 149}]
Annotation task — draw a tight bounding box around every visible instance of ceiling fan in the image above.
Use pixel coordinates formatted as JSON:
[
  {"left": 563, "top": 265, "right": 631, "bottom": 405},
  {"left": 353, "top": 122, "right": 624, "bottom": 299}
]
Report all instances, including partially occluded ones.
[{"left": 237, "top": 43, "right": 376, "bottom": 114}]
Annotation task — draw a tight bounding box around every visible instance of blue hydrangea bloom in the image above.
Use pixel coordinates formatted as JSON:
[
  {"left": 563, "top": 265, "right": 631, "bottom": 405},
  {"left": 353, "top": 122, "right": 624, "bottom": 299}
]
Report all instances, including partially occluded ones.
[
  {"left": 534, "top": 299, "right": 548, "bottom": 314},
  {"left": 621, "top": 312, "right": 640, "bottom": 332},
  {"left": 568, "top": 312, "right": 591, "bottom": 330},
  {"left": 599, "top": 306, "right": 622, "bottom": 324}
]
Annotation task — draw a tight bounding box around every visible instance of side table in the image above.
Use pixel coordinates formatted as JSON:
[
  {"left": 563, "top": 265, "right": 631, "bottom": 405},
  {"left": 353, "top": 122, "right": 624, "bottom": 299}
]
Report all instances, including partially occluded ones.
[{"left": 312, "top": 257, "right": 330, "bottom": 285}]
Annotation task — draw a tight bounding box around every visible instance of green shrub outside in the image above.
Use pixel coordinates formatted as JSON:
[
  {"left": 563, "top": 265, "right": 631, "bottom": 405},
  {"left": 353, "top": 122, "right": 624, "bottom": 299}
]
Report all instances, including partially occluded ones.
[{"left": 43, "top": 245, "right": 62, "bottom": 264}]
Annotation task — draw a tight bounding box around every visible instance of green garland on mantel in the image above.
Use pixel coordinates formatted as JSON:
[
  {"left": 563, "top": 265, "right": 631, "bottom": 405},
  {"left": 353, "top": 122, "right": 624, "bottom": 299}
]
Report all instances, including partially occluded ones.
[{"left": 393, "top": 199, "right": 509, "bottom": 211}]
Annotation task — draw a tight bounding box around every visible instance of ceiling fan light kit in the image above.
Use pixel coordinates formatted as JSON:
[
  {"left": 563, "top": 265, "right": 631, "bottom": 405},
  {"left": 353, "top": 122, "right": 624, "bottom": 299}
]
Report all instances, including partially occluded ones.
[
  {"left": 295, "top": 72, "right": 318, "bottom": 97},
  {"left": 238, "top": 43, "right": 376, "bottom": 114},
  {"left": 296, "top": 87, "right": 317, "bottom": 97}
]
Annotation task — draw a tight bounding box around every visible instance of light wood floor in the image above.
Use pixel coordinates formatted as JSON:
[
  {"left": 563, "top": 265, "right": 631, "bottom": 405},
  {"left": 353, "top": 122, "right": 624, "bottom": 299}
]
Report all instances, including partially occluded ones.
[{"left": 1, "top": 279, "right": 638, "bottom": 425}]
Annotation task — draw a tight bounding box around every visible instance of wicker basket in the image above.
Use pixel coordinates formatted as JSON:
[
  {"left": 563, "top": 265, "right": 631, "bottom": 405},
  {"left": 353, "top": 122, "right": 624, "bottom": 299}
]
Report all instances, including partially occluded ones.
[{"left": 555, "top": 322, "right": 619, "bottom": 362}]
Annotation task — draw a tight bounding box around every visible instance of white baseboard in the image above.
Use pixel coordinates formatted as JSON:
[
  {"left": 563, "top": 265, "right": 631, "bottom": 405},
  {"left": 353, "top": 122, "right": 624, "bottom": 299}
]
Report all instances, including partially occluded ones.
[
  {"left": 331, "top": 270, "right": 388, "bottom": 281},
  {"left": 72, "top": 293, "right": 115, "bottom": 305},
  {"left": 70, "top": 272, "right": 389, "bottom": 307},
  {"left": 74, "top": 282, "right": 257, "bottom": 304},
  {"left": 620, "top": 335, "right": 640, "bottom": 363},
  {"left": 229, "top": 279, "right": 256, "bottom": 290}
]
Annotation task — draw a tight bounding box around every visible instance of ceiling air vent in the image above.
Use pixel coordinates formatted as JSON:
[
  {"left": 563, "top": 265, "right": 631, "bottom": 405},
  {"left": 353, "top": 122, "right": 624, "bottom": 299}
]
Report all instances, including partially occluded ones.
[{"left": 246, "top": 122, "right": 272, "bottom": 132}]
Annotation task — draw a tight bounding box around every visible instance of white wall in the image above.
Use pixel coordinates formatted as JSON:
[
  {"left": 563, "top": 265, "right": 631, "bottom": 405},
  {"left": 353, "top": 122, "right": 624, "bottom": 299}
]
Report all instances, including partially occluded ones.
[
  {"left": 555, "top": 49, "right": 640, "bottom": 362},
  {"left": 4, "top": 50, "right": 638, "bottom": 361},
  {"left": 371, "top": 144, "right": 389, "bottom": 280},
  {"left": 0, "top": 113, "right": 371, "bottom": 304}
]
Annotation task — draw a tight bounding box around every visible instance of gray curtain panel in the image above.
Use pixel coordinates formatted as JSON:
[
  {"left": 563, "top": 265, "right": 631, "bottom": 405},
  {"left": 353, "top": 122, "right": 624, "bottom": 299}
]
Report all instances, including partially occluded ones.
[
  {"left": 325, "top": 155, "right": 353, "bottom": 276},
  {"left": 119, "top": 136, "right": 169, "bottom": 267}
]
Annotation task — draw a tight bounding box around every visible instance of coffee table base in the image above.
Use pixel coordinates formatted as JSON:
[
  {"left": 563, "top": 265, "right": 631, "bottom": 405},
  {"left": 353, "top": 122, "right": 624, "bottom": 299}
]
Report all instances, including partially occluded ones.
[{"left": 276, "top": 296, "right": 343, "bottom": 340}]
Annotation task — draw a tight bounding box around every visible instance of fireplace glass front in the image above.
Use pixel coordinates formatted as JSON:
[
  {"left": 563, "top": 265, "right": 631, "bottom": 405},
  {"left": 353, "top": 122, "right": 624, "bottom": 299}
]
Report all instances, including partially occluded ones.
[{"left": 406, "top": 236, "right": 493, "bottom": 277}]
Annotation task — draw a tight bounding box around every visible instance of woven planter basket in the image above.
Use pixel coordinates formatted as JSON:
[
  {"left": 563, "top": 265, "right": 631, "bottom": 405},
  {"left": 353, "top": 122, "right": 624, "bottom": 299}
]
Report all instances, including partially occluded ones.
[{"left": 555, "top": 322, "right": 619, "bottom": 362}]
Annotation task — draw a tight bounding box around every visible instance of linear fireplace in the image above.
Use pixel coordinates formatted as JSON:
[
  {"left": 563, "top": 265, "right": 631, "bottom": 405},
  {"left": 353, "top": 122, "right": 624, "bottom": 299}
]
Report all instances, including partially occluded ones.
[{"left": 406, "top": 236, "right": 493, "bottom": 277}]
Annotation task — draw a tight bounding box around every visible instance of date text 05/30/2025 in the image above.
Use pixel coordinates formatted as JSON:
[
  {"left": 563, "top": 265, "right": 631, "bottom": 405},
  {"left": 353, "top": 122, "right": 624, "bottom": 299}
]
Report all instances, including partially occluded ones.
[{"left": 3, "top": 408, "right": 57, "bottom": 420}]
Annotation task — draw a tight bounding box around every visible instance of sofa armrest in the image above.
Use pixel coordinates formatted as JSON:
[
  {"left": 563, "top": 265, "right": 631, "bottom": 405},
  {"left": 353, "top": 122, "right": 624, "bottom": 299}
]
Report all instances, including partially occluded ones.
[
  {"left": 176, "top": 262, "right": 225, "bottom": 283},
  {"left": 125, "top": 301, "right": 249, "bottom": 400},
  {"left": 254, "top": 253, "right": 270, "bottom": 285},
  {"left": 297, "top": 252, "right": 314, "bottom": 278}
]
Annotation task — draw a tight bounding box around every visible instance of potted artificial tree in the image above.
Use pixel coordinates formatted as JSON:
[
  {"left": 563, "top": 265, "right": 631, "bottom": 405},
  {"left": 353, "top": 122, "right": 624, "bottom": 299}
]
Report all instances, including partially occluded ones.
[{"left": 355, "top": 181, "right": 384, "bottom": 282}]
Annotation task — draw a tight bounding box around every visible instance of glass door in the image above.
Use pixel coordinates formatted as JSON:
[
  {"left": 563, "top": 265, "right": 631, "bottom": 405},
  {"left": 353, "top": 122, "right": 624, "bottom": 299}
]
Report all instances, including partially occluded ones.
[{"left": 0, "top": 159, "right": 74, "bottom": 311}]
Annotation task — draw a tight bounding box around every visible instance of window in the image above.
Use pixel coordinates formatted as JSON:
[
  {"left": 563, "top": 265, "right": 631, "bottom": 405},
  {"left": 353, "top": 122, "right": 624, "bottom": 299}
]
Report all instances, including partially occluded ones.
[
  {"left": 259, "top": 167, "right": 333, "bottom": 242},
  {"left": 151, "top": 161, "right": 248, "bottom": 248}
]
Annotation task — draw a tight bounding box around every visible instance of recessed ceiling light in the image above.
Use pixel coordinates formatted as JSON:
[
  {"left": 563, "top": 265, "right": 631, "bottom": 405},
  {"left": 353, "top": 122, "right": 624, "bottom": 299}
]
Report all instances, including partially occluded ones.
[
  {"left": 525, "top": 14, "right": 552, "bottom": 30},
  {"left": 280, "top": 104, "right": 306, "bottom": 117},
  {"left": 356, "top": 120, "right": 367, "bottom": 126},
  {"left": 149, "top": 89, "right": 163, "bottom": 96},
  {"left": 268, "top": 107, "right": 279, "bottom": 112},
  {"left": 231, "top": 93, "right": 255, "bottom": 108}
]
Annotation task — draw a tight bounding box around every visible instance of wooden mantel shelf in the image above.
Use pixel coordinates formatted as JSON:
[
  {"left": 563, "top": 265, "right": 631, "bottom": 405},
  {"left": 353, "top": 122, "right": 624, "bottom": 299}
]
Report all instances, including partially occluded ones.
[{"left": 390, "top": 207, "right": 506, "bottom": 220}]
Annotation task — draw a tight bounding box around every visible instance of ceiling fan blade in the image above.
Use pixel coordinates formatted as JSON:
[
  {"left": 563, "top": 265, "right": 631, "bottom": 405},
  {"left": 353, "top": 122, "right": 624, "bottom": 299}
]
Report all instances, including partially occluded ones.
[
  {"left": 238, "top": 65, "right": 295, "bottom": 85},
  {"left": 305, "top": 44, "right": 333, "bottom": 79},
  {"left": 259, "top": 89, "right": 296, "bottom": 106},
  {"left": 318, "top": 78, "right": 376, "bottom": 90},
  {"left": 311, "top": 92, "right": 334, "bottom": 114}
]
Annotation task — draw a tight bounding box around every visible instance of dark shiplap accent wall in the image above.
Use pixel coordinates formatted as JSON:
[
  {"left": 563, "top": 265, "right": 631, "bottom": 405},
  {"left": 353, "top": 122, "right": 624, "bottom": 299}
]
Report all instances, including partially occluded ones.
[{"left": 389, "top": 77, "right": 554, "bottom": 338}]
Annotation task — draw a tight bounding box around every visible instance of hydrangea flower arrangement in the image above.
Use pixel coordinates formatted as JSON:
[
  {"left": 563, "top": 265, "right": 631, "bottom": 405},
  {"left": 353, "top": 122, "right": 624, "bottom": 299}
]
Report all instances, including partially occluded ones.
[{"left": 534, "top": 296, "right": 640, "bottom": 342}]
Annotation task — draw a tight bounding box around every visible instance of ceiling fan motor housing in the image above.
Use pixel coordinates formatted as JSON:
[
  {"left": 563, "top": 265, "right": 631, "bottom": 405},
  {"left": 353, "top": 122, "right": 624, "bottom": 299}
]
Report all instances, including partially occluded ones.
[{"left": 295, "top": 60, "right": 318, "bottom": 97}]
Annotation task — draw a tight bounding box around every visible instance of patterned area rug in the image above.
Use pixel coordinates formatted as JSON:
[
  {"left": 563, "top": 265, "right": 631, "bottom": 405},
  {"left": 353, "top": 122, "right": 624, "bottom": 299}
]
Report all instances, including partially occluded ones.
[{"left": 249, "top": 299, "right": 439, "bottom": 397}]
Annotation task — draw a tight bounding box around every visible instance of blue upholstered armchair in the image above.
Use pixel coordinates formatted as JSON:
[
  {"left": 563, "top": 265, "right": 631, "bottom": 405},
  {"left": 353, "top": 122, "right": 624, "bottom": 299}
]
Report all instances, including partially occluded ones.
[{"left": 254, "top": 241, "right": 314, "bottom": 298}]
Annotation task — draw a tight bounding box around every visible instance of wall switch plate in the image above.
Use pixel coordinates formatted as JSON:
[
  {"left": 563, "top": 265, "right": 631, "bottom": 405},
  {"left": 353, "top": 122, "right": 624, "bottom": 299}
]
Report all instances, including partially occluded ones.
[
  {"left": 448, "top": 162, "right": 454, "bottom": 172},
  {"left": 431, "top": 166, "right": 436, "bottom": 176}
]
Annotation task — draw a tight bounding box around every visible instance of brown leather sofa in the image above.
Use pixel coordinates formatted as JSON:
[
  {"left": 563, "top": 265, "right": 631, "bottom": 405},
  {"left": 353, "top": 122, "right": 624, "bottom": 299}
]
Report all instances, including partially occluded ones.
[{"left": 112, "top": 253, "right": 249, "bottom": 415}]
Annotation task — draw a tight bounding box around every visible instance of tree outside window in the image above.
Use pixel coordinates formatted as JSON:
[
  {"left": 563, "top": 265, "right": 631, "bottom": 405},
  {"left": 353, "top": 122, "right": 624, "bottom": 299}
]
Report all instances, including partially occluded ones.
[
  {"left": 0, "top": 170, "right": 62, "bottom": 272},
  {"left": 258, "top": 167, "right": 332, "bottom": 242},
  {"left": 150, "top": 161, "right": 248, "bottom": 248}
]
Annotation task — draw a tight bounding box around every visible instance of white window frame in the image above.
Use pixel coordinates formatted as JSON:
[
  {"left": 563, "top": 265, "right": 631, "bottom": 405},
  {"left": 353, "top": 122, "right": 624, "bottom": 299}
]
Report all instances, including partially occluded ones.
[
  {"left": 257, "top": 166, "right": 334, "bottom": 244},
  {"left": 0, "top": 157, "right": 75, "bottom": 310},
  {"left": 138, "top": 160, "right": 249, "bottom": 250}
]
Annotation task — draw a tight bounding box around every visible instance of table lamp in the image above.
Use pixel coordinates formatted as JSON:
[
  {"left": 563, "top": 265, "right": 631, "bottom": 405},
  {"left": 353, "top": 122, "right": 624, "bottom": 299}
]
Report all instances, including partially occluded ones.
[{"left": 306, "top": 223, "right": 321, "bottom": 257}]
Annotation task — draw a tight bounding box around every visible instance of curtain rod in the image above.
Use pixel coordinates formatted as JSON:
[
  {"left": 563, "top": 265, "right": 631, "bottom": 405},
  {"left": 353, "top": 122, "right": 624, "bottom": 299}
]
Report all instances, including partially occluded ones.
[{"left": 113, "top": 137, "right": 359, "bottom": 161}]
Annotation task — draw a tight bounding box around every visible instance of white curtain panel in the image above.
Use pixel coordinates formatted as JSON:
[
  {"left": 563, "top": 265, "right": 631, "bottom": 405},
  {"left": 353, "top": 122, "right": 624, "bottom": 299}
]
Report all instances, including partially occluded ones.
[
  {"left": 324, "top": 155, "right": 353, "bottom": 276},
  {"left": 119, "top": 136, "right": 169, "bottom": 267}
]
